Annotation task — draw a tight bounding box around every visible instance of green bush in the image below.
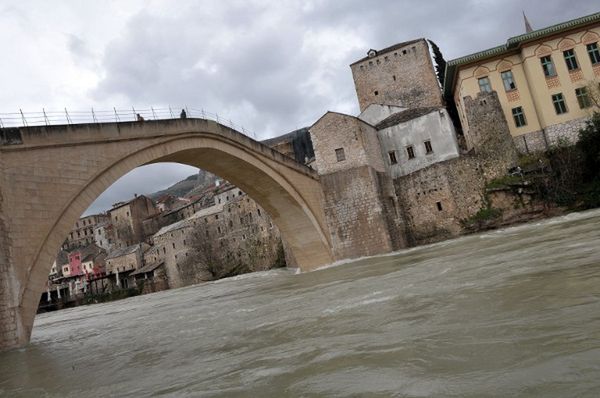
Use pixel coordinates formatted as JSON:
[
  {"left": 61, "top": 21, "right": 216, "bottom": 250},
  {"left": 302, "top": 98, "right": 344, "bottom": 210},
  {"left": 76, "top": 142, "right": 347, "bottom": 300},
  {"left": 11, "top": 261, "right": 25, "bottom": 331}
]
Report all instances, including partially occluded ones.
[
  {"left": 461, "top": 206, "right": 503, "bottom": 231},
  {"left": 486, "top": 175, "right": 524, "bottom": 189}
]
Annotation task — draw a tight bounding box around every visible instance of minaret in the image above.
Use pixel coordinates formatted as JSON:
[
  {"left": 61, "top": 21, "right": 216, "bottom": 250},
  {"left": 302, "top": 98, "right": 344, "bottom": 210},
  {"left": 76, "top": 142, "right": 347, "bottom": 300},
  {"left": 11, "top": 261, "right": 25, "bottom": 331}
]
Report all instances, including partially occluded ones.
[{"left": 523, "top": 11, "right": 533, "bottom": 33}]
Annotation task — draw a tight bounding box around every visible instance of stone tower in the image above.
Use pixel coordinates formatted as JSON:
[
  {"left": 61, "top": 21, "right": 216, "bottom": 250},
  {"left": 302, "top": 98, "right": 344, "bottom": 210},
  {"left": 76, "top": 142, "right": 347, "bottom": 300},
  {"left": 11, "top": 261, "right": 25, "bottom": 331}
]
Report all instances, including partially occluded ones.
[
  {"left": 309, "top": 112, "right": 406, "bottom": 260},
  {"left": 463, "top": 91, "right": 519, "bottom": 181},
  {"left": 350, "top": 38, "right": 443, "bottom": 112}
]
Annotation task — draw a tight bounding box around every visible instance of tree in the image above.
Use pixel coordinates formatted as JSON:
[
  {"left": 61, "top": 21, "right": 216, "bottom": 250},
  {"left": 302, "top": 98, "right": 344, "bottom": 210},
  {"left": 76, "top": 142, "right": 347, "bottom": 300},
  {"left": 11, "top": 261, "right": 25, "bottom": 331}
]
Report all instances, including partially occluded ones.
[
  {"left": 428, "top": 40, "right": 446, "bottom": 87},
  {"left": 428, "top": 40, "right": 462, "bottom": 135}
]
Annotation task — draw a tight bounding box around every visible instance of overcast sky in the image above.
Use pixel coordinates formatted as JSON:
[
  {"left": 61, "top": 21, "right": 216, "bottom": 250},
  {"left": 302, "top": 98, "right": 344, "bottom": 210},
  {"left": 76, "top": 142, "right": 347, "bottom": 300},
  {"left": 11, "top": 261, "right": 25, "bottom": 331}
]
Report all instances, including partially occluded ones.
[{"left": 1, "top": 0, "right": 597, "bottom": 215}]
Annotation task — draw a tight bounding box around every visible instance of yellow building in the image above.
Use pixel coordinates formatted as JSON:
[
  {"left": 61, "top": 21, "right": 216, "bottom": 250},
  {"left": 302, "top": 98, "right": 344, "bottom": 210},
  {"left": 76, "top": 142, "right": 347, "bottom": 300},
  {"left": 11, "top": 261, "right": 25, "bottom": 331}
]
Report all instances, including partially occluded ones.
[{"left": 444, "top": 12, "right": 600, "bottom": 153}]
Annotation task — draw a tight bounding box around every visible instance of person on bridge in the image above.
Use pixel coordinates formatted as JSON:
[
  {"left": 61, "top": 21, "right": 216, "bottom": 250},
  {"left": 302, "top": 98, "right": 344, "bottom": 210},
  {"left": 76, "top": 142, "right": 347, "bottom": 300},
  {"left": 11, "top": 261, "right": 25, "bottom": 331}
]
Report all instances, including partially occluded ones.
[
  {"left": 136, "top": 113, "right": 144, "bottom": 122},
  {"left": 180, "top": 109, "right": 187, "bottom": 119}
]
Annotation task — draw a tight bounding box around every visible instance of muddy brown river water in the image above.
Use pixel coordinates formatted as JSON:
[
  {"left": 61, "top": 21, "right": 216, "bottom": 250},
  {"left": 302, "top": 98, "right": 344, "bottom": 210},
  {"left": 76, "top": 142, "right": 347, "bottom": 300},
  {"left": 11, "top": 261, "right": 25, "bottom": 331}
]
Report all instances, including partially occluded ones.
[{"left": 1, "top": 209, "right": 600, "bottom": 397}]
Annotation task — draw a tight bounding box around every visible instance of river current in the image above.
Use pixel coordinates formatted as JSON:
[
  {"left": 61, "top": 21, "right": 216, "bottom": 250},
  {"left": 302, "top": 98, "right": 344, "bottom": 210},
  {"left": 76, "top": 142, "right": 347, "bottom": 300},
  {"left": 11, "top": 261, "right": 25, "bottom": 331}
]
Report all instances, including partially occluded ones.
[{"left": 1, "top": 209, "right": 600, "bottom": 397}]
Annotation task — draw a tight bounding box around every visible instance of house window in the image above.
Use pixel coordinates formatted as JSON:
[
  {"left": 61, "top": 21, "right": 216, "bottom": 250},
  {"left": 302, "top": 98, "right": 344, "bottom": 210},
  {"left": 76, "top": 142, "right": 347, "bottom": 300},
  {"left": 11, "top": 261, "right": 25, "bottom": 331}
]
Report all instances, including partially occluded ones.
[
  {"left": 552, "top": 93, "right": 568, "bottom": 115},
  {"left": 424, "top": 140, "right": 433, "bottom": 154},
  {"left": 335, "top": 148, "right": 346, "bottom": 162},
  {"left": 436, "top": 201, "right": 443, "bottom": 211},
  {"left": 478, "top": 77, "right": 492, "bottom": 93},
  {"left": 540, "top": 56, "right": 556, "bottom": 77},
  {"left": 374, "top": 90, "right": 379, "bottom": 96},
  {"left": 511, "top": 106, "right": 527, "bottom": 127},
  {"left": 587, "top": 42, "right": 600, "bottom": 65},
  {"left": 406, "top": 146, "right": 415, "bottom": 159},
  {"left": 501, "top": 70, "right": 516, "bottom": 91},
  {"left": 575, "top": 87, "right": 592, "bottom": 109},
  {"left": 563, "top": 49, "right": 579, "bottom": 71},
  {"left": 388, "top": 151, "right": 398, "bottom": 165}
]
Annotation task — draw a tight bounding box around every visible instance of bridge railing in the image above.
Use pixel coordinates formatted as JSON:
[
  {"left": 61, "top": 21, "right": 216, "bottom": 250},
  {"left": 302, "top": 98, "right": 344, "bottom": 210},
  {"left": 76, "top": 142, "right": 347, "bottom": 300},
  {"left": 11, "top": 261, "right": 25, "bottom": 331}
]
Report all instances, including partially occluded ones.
[{"left": 0, "top": 107, "right": 257, "bottom": 138}]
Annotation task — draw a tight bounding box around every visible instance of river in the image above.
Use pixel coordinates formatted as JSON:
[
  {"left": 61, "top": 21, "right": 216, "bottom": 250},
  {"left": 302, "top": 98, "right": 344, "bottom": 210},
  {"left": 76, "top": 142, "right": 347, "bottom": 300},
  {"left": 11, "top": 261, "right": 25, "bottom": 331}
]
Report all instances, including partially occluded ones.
[{"left": 1, "top": 209, "right": 600, "bottom": 397}]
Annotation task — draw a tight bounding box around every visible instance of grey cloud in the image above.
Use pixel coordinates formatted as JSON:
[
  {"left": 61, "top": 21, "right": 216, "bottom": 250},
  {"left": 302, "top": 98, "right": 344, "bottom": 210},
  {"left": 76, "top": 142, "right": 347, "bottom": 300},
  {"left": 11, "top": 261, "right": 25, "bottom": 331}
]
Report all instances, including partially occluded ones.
[
  {"left": 93, "top": 1, "right": 598, "bottom": 140},
  {"left": 84, "top": 163, "right": 199, "bottom": 215}
]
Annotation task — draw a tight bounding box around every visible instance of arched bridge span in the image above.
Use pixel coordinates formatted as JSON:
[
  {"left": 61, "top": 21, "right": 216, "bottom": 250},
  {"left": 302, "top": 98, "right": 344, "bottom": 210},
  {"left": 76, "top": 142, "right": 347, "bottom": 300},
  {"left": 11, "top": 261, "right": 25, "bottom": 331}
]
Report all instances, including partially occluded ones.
[{"left": 0, "top": 118, "right": 333, "bottom": 350}]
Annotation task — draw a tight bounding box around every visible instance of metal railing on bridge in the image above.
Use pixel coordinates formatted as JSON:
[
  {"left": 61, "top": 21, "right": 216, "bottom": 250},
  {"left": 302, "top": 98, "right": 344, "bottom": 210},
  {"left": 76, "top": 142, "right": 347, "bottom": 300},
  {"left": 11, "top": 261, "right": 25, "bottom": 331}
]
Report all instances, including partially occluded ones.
[{"left": 0, "top": 107, "right": 257, "bottom": 139}]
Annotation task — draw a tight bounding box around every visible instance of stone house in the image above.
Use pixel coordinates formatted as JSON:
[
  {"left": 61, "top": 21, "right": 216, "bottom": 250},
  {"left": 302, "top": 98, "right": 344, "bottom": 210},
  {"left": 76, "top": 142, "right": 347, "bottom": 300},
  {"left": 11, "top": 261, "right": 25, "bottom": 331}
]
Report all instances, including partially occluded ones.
[
  {"left": 105, "top": 243, "right": 149, "bottom": 288},
  {"left": 49, "top": 250, "right": 68, "bottom": 280},
  {"left": 109, "top": 195, "right": 158, "bottom": 248},
  {"left": 444, "top": 12, "right": 600, "bottom": 153},
  {"left": 93, "top": 221, "right": 114, "bottom": 253},
  {"left": 366, "top": 106, "right": 460, "bottom": 178},
  {"left": 62, "top": 213, "right": 109, "bottom": 250},
  {"left": 309, "top": 111, "right": 407, "bottom": 260}
]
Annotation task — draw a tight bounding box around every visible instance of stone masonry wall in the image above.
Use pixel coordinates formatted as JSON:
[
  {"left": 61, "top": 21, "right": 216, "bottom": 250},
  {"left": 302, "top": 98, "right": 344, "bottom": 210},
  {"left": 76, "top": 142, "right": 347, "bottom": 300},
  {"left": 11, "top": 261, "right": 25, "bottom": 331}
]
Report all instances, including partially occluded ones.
[
  {"left": 0, "top": 154, "right": 20, "bottom": 350},
  {"left": 544, "top": 116, "right": 589, "bottom": 146},
  {"left": 321, "top": 166, "right": 396, "bottom": 260},
  {"left": 395, "top": 156, "right": 487, "bottom": 245},
  {"left": 310, "top": 112, "right": 386, "bottom": 175},
  {"left": 463, "top": 91, "right": 518, "bottom": 181},
  {"left": 351, "top": 39, "right": 443, "bottom": 112},
  {"left": 512, "top": 116, "right": 590, "bottom": 154},
  {"left": 513, "top": 130, "right": 548, "bottom": 154}
]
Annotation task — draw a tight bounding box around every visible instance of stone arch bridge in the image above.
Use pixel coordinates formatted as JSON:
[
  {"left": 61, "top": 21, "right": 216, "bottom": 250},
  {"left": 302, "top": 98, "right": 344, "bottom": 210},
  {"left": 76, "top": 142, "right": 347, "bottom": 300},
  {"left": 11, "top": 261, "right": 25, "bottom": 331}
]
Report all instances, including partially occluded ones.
[{"left": 0, "top": 118, "right": 333, "bottom": 351}]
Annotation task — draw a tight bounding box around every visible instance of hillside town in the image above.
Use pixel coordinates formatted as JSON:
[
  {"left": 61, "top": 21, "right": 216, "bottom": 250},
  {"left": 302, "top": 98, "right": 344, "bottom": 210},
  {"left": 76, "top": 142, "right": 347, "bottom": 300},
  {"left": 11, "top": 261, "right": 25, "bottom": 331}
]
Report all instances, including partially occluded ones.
[{"left": 40, "top": 175, "right": 291, "bottom": 310}]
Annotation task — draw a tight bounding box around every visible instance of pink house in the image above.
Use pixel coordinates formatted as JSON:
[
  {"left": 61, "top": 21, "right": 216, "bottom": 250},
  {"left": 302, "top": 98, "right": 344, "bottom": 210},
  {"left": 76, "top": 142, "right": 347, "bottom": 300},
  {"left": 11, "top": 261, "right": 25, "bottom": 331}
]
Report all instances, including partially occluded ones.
[{"left": 68, "top": 251, "right": 84, "bottom": 277}]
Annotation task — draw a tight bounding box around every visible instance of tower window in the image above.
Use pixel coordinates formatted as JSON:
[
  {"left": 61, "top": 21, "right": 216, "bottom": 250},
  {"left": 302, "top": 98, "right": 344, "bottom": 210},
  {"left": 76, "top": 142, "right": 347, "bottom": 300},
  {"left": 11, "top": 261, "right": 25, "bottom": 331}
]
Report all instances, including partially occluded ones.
[
  {"left": 406, "top": 146, "right": 415, "bottom": 159},
  {"left": 424, "top": 140, "right": 433, "bottom": 154},
  {"left": 392, "top": 75, "right": 396, "bottom": 81},
  {"left": 335, "top": 148, "right": 346, "bottom": 162},
  {"left": 388, "top": 151, "right": 398, "bottom": 165},
  {"left": 436, "top": 202, "right": 443, "bottom": 211},
  {"left": 374, "top": 90, "right": 379, "bottom": 96}
]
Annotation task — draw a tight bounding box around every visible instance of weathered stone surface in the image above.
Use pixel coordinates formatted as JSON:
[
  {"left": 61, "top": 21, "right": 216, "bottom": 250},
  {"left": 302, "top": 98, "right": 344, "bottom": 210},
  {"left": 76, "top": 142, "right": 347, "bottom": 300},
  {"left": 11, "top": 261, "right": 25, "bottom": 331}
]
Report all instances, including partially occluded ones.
[
  {"left": 351, "top": 39, "right": 443, "bottom": 112},
  {"left": 513, "top": 130, "right": 549, "bottom": 154},
  {"left": 310, "top": 112, "right": 386, "bottom": 175},
  {"left": 544, "top": 117, "right": 589, "bottom": 146},
  {"left": 395, "top": 156, "right": 487, "bottom": 244},
  {"left": 463, "top": 91, "right": 519, "bottom": 181},
  {"left": 321, "top": 166, "right": 406, "bottom": 259}
]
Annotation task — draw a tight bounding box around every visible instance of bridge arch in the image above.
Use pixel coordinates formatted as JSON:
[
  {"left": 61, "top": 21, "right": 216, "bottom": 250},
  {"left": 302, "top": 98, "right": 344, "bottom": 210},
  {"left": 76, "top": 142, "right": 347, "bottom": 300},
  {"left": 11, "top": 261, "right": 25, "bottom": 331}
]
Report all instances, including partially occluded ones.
[{"left": 0, "top": 119, "right": 333, "bottom": 350}]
